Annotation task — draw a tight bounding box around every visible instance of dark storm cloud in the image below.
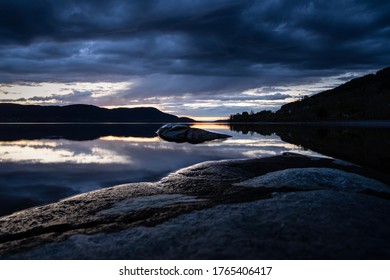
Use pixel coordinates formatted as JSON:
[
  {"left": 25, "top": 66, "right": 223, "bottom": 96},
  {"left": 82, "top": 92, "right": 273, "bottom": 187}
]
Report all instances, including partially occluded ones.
[
  {"left": 0, "top": 0, "right": 389, "bottom": 99},
  {"left": 11, "top": 90, "right": 95, "bottom": 103},
  {"left": 255, "top": 93, "right": 292, "bottom": 100},
  {"left": 198, "top": 93, "right": 292, "bottom": 103}
]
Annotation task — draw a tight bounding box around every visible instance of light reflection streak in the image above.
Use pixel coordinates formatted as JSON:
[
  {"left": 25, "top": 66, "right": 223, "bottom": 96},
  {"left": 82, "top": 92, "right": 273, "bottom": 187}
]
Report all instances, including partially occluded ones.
[
  {"left": 0, "top": 140, "right": 60, "bottom": 147},
  {"left": 0, "top": 142, "right": 130, "bottom": 164},
  {"left": 190, "top": 123, "right": 230, "bottom": 130},
  {"left": 100, "top": 136, "right": 160, "bottom": 142}
]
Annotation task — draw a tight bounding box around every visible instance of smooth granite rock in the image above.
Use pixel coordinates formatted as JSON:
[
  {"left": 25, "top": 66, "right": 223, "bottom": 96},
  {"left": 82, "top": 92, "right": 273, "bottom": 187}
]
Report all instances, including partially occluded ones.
[
  {"left": 8, "top": 191, "right": 390, "bottom": 260},
  {"left": 156, "top": 124, "right": 231, "bottom": 143},
  {"left": 0, "top": 153, "right": 389, "bottom": 259},
  {"left": 234, "top": 167, "right": 390, "bottom": 193}
]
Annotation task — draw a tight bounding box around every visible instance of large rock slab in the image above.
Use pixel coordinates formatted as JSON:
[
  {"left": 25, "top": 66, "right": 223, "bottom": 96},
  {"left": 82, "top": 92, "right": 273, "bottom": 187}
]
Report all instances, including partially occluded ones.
[
  {"left": 0, "top": 153, "right": 389, "bottom": 259},
  {"left": 235, "top": 167, "right": 390, "bottom": 193},
  {"left": 7, "top": 191, "right": 390, "bottom": 260}
]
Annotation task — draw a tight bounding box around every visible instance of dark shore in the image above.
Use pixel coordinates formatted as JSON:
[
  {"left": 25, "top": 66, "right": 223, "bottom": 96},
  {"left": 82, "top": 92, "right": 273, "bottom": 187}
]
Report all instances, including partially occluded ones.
[{"left": 0, "top": 153, "right": 389, "bottom": 259}]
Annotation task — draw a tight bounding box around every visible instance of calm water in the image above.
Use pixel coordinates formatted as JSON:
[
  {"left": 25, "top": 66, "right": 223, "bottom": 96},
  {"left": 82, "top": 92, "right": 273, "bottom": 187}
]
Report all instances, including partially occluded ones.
[{"left": 0, "top": 123, "right": 389, "bottom": 217}]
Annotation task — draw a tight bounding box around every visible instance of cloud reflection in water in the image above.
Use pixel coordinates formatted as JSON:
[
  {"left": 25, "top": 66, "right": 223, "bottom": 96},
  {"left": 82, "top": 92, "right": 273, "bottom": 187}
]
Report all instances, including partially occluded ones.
[{"left": 0, "top": 124, "right": 312, "bottom": 216}]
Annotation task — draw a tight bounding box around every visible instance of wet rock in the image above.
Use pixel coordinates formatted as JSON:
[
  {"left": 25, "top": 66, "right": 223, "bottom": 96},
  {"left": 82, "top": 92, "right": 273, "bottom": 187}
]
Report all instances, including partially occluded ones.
[
  {"left": 0, "top": 153, "right": 389, "bottom": 259},
  {"left": 235, "top": 167, "right": 390, "bottom": 194},
  {"left": 8, "top": 190, "right": 390, "bottom": 260},
  {"left": 97, "top": 194, "right": 205, "bottom": 216},
  {"left": 156, "top": 124, "right": 231, "bottom": 144}
]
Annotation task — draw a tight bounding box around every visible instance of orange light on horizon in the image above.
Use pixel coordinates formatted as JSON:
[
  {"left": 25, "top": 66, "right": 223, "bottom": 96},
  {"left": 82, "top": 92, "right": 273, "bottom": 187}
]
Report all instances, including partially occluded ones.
[
  {"left": 99, "top": 136, "right": 159, "bottom": 142},
  {"left": 190, "top": 123, "right": 230, "bottom": 130}
]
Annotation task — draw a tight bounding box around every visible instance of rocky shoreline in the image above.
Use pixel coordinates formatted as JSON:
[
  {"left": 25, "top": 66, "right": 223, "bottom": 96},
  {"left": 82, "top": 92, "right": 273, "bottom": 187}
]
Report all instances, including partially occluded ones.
[{"left": 0, "top": 153, "right": 389, "bottom": 259}]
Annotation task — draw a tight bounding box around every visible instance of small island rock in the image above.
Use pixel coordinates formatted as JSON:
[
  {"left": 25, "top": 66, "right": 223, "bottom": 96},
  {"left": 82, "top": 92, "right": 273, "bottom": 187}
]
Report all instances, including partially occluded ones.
[{"left": 156, "top": 124, "right": 231, "bottom": 144}]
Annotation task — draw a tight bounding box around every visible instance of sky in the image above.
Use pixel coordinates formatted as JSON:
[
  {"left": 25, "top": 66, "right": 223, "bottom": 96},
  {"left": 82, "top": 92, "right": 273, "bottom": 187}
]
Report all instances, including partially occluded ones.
[{"left": 0, "top": 0, "right": 389, "bottom": 120}]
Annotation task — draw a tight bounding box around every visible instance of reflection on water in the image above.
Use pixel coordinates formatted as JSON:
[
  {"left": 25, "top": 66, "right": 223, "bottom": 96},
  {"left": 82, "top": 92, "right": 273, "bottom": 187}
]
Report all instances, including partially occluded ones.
[
  {"left": 230, "top": 123, "right": 390, "bottom": 174},
  {"left": 0, "top": 140, "right": 130, "bottom": 164},
  {"left": 0, "top": 123, "right": 161, "bottom": 141},
  {"left": 0, "top": 123, "right": 388, "bottom": 216}
]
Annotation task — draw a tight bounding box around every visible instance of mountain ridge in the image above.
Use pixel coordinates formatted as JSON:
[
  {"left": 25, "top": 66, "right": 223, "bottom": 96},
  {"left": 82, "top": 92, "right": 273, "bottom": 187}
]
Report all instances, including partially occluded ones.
[
  {"left": 230, "top": 67, "right": 390, "bottom": 122},
  {"left": 0, "top": 103, "right": 194, "bottom": 123}
]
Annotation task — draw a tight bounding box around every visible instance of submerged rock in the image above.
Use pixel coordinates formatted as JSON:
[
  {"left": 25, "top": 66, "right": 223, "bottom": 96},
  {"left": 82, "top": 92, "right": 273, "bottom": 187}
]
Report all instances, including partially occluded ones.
[
  {"left": 156, "top": 123, "right": 231, "bottom": 143},
  {"left": 0, "top": 153, "right": 389, "bottom": 259}
]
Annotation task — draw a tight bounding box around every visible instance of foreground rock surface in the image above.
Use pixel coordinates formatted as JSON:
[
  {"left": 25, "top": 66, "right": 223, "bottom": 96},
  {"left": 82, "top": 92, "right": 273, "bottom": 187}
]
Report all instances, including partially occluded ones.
[{"left": 0, "top": 153, "right": 389, "bottom": 259}]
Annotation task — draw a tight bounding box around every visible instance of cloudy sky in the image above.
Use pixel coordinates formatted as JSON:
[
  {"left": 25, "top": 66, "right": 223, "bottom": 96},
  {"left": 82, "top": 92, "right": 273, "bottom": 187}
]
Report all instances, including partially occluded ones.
[{"left": 0, "top": 0, "right": 389, "bottom": 120}]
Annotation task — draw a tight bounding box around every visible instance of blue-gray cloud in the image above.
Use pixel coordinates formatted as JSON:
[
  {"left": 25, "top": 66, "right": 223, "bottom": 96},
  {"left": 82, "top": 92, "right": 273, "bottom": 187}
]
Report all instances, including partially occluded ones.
[{"left": 0, "top": 0, "right": 389, "bottom": 114}]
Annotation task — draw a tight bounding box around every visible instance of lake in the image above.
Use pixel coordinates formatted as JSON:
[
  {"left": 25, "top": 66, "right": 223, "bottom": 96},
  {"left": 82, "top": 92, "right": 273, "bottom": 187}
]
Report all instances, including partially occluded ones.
[{"left": 0, "top": 122, "right": 389, "bottom": 217}]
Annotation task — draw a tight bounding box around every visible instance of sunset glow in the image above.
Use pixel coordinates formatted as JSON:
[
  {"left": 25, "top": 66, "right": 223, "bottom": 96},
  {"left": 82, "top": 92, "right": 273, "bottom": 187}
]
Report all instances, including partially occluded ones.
[{"left": 1, "top": 1, "right": 387, "bottom": 119}]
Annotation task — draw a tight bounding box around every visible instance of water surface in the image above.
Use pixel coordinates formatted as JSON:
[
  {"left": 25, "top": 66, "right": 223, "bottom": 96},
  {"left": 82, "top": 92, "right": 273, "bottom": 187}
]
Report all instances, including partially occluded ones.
[{"left": 0, "top": 123, "right": 388, "bottom": 217}]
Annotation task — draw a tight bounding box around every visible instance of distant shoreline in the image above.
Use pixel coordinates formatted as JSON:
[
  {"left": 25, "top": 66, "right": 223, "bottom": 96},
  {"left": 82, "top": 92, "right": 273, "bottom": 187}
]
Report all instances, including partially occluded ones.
[
  {"left": 0, "top": 121, "right": 192, "bottom": 125},
  {"left": 1, "top": 120, "right": 390, "bottom": 127},
  {"left": 224, "top": 120, "right": 390, "bottom": 127}
]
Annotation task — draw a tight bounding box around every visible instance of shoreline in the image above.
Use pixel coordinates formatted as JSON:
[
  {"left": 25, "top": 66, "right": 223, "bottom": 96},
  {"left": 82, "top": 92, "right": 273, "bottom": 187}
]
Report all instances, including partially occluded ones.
[
  {"left": 0, "top": 120, "right": 389, "bottom": 127},
  {"left": 225, "top": 120, "right": 390, "bottom": 127}
]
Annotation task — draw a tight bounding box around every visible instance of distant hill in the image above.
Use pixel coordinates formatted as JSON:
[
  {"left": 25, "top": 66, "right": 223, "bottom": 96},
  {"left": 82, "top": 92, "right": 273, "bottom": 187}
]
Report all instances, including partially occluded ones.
[
  {"left": 230, "top": 67, "right": 390, "bottom": 122},
  {"left": 0, "top": 103, "right": 194, "bottom": 123}
]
